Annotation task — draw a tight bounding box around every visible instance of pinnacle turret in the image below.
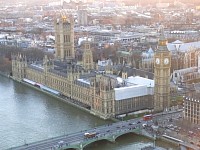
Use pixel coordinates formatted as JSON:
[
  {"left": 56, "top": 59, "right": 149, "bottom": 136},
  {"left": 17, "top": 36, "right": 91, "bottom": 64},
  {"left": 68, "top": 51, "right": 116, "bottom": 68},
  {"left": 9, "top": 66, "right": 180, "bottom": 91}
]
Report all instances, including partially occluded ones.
[{"left": 157, "top": 25, "right": 168, "bottom": 51}]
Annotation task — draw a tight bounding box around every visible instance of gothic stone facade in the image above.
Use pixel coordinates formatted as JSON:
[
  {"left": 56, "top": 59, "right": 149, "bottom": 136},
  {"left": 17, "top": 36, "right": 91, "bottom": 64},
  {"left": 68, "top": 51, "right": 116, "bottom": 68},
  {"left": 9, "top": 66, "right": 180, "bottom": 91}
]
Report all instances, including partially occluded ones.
[{"left": 12, "top": 54, "right": 153, "bottom": 119}]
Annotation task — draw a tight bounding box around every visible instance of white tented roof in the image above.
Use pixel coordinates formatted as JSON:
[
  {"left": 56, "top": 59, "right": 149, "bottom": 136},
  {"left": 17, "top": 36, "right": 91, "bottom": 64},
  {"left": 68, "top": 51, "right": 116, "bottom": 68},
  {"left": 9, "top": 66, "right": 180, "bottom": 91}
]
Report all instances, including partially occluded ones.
[
  {"left": 114, "top": 85, "right": 147, "bottom": 100},
  {"left": 125, "top": 76, "right": 154, "bottom": 87},
  {"left": 114, "top": 76, "right": 154, "bottom": 100}
]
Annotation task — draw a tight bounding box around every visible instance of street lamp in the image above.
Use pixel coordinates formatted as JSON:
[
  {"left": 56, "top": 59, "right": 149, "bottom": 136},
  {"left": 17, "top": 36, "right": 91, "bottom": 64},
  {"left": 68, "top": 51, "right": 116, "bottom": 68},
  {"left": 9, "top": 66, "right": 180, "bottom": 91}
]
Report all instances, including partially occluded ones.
[
  {"left": 24, "top": 139, "right": 27, "bottom": 145},
  {"left": 153, "top": 133, "right": 156, "bottom": 148}
]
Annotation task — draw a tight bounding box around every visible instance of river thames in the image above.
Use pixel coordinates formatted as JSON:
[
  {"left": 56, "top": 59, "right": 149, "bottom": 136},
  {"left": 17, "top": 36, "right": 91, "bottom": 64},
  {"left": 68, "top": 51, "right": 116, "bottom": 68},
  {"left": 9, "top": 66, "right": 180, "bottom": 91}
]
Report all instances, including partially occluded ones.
[{"left": 0, "top": 75, "right": 178, "bottom": 150}]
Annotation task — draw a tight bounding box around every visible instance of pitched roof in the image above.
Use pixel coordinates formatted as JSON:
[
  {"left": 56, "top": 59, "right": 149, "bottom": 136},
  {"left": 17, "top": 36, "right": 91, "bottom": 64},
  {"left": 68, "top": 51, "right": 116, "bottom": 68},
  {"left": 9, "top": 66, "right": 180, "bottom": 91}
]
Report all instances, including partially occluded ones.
[{"left": 167, "top": 41, "right": 200, "bottom": 52}]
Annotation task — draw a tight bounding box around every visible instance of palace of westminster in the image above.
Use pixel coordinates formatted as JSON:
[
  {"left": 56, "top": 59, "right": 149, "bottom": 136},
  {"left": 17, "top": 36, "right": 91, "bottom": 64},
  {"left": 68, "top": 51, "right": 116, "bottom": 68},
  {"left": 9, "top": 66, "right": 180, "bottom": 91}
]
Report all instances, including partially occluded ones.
[{"left": 11, "top": 13, "right": 171, "bottom": 119}]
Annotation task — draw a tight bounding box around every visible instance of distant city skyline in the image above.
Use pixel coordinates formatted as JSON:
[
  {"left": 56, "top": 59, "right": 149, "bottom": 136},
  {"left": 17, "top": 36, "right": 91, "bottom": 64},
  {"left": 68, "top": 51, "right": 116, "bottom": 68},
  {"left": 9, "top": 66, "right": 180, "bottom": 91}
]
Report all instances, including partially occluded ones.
[{"left": 0, "top": 0, "right": 200, "bottom": 5}]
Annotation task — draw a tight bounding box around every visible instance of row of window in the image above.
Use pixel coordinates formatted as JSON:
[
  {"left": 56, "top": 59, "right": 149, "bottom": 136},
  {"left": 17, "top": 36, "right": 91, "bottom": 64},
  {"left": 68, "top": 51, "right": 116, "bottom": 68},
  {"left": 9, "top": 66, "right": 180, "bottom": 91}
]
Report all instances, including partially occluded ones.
[
  {"left": 64, "top": 35, "right": 70, "bottom": 43},
  {"left": 115, "top": 96, "right": 149, "bottom": 113}
]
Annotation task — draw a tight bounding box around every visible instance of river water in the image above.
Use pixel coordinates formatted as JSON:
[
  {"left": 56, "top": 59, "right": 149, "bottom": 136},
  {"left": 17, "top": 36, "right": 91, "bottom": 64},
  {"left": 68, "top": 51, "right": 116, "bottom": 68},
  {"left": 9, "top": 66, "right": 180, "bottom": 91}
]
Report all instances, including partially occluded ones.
[{"left": 0, "top": 76, "right": 178, "bottom": 150}]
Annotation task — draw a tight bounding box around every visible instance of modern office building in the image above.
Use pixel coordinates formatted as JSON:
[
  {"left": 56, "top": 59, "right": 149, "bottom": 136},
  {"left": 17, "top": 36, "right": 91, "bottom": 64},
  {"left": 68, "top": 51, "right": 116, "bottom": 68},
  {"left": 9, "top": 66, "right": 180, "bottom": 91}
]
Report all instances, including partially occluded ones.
[{"left": 78, "top": 10, "right": 88, "bottom": 26}]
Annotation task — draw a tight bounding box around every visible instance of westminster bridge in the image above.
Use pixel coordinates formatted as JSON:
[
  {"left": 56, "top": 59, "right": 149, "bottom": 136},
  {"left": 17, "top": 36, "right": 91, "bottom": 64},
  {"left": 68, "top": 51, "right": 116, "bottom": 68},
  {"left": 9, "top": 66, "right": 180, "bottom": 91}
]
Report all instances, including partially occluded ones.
[{"left": 9, "top": 118, "right": 150, "bottom": 150}]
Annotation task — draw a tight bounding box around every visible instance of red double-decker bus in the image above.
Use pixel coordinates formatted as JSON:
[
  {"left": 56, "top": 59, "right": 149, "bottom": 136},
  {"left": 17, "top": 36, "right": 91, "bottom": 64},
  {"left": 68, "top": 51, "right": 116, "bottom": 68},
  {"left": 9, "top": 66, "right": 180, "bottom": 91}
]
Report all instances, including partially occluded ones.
[{"left": 143, "top": 114, "right": 153, "bottom": 121}]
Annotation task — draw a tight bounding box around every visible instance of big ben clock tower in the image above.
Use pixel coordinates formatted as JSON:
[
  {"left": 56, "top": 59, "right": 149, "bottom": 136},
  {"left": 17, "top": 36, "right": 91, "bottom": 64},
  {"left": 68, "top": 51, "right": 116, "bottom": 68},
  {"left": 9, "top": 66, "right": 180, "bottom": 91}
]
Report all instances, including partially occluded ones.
[{"left": 154, "top": 26, "right": 171, "bottom": 112}]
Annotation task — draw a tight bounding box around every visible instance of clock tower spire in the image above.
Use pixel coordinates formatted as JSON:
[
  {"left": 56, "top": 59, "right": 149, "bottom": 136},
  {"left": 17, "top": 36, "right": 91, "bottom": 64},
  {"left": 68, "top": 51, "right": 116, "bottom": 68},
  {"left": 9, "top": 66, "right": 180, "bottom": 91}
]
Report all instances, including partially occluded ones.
[{"left": 154, "top": 26, "right": 171, "bottom": 112}]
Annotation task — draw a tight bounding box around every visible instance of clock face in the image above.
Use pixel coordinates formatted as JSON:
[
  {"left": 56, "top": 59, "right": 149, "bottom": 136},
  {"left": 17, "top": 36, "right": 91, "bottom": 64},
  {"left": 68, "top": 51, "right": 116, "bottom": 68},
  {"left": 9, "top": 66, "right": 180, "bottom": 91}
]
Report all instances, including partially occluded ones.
[
  {"left": 164, "top": 58, "right": 169, "bottom": 65},
  {"left": 156, "top": 58, "right": 160, "bottom": 64}
]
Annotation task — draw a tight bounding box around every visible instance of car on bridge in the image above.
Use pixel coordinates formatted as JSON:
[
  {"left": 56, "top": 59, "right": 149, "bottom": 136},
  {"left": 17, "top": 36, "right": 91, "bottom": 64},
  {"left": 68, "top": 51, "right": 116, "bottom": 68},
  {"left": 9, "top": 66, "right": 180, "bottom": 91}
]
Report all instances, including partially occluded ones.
[
  {"left": 129, "top": 122, "right": 136, "bottom": 125},
  {"left": 84, "top": 132, "right": 96, "bottom": 138},
  {"left": 142, "top": 124, "right": 147, "bottom": 128},
  {"left": 53, "top": 141, "right": 64, "bottom": 149}
]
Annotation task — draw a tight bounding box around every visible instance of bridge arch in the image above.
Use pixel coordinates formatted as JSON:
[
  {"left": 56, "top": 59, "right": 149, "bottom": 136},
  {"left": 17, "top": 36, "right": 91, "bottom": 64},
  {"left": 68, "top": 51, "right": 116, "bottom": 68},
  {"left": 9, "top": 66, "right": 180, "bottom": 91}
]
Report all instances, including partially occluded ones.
[
  {"left": 58, "top": 129, "right": 141, "bottom": 150},
  {"left": 63, "top": 145, "right": 79, "bottom": 150},
  {"left": 114, "top": 131, "right": 137, "bottom": 141},
  {"left": 63, "top": 138, "right": 115, "bottom": 150},
  {"left": 65, "top": 148, "right": 76, "bottom": 150},
  {"left": 82, "top": 138, "right": 115, "bottom": 149},
  {"left": 80, "top": 129, "right": 140, "bottom": 150}
]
